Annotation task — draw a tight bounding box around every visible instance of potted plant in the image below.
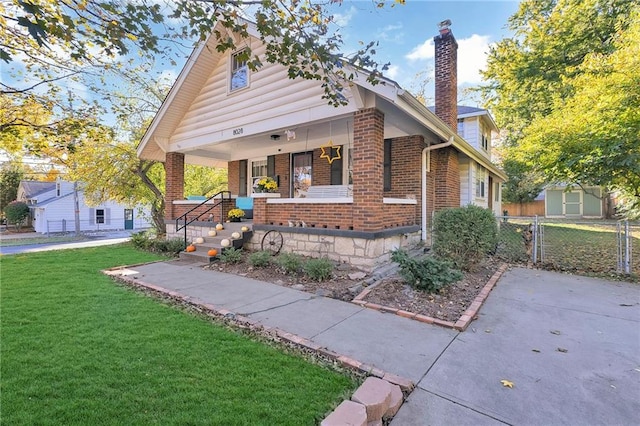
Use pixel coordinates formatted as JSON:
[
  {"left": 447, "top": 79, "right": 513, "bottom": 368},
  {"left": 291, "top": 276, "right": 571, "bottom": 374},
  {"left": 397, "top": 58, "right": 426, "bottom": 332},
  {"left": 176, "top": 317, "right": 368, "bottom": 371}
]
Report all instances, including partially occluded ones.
[
  {"left": 227, "top": 208, "right": 245, "bottom": 222},
  {"left": 255, "top": 177, "right": 278, "bottom": 193}
]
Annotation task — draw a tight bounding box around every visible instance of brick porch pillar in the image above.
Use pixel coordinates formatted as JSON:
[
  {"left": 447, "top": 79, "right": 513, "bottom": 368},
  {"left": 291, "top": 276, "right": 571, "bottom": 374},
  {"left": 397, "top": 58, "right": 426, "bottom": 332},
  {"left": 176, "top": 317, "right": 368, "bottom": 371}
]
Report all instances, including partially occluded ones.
[
  {"left": 352, "top": 108, "right": 385, "bottom": 231},
  {"left": 165, "top": 152, "right": 185, "bottom": 220}
]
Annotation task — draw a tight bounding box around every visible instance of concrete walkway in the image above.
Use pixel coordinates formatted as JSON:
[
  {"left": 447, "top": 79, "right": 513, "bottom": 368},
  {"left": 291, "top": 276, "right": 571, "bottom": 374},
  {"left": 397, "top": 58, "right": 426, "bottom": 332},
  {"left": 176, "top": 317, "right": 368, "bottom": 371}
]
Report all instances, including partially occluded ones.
[{"left": 117, "top": 261, "right": 640, "bottom": 425}]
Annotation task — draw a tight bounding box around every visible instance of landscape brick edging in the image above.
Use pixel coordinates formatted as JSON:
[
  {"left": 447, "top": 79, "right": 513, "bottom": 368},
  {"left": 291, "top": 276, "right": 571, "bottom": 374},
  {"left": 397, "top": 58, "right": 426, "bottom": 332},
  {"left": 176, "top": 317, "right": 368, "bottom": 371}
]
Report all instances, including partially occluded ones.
[
  {"left": 351, "top": 263, "right": 509, "bottom": 331},
  {"left": 102, "top": 265, "right": 415, "bottom": 394}
]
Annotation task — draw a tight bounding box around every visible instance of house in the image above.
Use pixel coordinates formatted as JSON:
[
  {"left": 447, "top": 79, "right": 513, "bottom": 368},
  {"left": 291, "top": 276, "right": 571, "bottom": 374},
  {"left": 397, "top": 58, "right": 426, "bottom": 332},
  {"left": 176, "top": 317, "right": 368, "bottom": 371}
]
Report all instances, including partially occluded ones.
[
  {"left": 17, "top": 179, "right": 152, "bottom": 234},
  {"left": 137, "top": 19, "right": 507, "bottom": 269}
]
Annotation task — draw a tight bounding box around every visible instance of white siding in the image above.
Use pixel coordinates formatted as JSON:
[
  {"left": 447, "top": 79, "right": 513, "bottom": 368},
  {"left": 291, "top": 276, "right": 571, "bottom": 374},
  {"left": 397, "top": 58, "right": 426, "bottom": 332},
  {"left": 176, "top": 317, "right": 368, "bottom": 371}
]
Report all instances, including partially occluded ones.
[
  {"left": 461, "top": 118, "right": 478, "bottom": 149},
  {"left": 35, "top": 191, "right": 152, "bottom": 234},
  {"left": 170, "top": 42, "right": 337, "bottom": 150},
  {"left": 459, "top": 158, "right": 471, "bottom": 206}
]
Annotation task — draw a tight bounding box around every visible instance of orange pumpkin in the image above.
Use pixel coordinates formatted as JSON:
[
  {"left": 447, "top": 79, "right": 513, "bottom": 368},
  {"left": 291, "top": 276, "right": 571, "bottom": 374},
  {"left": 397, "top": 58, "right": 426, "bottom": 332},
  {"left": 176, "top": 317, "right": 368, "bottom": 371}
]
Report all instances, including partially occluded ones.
[
  {"left": 207, "top": 249, "right": 218, "bottom": 257},
  {"left": 186, "top": 244, "right": 196, "bottom": 252}
]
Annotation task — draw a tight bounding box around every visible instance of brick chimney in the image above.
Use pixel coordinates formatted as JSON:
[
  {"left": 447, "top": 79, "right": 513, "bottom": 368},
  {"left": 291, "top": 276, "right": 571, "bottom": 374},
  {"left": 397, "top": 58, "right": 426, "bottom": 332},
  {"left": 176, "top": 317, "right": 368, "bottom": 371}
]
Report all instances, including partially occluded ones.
[{"left": 434, "top": 20, "right": 458, "bottom": 132}]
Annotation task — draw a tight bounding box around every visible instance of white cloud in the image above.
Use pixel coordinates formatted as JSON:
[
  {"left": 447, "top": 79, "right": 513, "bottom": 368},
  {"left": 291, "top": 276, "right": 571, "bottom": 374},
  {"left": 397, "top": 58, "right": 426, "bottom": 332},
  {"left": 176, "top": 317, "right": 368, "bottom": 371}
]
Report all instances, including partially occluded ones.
[
  {"left": 405, "top": 34, "right": 491, "bottom": 85},
  {"left": 379, "top": 23, "right": 404, "bottom": 43},
  {"left": 457, "top": 34, "right": 491, "bottom": 85},
  {"left": 333, "top": 6, "right": 357, "bottom": 27},
  {"left": 385, "top": 65, "right": 399, "bottom": 80},
  {"left": 405, "top": 39, "right": 434, "bottom": 61}
]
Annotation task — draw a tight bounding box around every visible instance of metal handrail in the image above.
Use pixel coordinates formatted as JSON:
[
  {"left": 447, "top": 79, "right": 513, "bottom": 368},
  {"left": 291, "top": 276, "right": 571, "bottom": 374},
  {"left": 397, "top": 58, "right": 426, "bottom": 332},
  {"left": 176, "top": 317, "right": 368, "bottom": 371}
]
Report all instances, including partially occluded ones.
[{"left": 176, "top": 191, "right": 231, "bottom": 248}]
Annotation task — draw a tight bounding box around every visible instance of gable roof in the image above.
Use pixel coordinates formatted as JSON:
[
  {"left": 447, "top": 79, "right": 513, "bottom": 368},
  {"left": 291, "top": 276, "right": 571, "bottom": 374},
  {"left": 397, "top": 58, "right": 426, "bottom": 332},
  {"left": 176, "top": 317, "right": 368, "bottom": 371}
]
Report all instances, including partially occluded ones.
[
  {"left": 19, "top": 180, "right": 56, "bottom": 198},
  {"left": 137, "top": 19, "right": 506, "bottom": 181}
]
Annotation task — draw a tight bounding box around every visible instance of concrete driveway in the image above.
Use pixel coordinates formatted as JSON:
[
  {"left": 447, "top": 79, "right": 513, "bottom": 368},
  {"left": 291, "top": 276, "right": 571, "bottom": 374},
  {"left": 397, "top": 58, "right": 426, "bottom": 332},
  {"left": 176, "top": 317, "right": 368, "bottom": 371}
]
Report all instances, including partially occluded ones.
[{"left": 392, "top": 268, "right": 640, "bottom": 425}]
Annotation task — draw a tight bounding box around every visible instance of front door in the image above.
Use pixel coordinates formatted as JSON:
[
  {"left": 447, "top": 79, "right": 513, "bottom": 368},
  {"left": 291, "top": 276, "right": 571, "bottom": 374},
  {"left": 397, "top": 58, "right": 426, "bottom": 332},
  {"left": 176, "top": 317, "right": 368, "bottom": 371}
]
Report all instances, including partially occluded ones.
[
  {"left": 124, "top": 209, "right": 134, "bottom": 230},
  {"left": 292, "top": 152, "right": 313, "bottom": 198}
]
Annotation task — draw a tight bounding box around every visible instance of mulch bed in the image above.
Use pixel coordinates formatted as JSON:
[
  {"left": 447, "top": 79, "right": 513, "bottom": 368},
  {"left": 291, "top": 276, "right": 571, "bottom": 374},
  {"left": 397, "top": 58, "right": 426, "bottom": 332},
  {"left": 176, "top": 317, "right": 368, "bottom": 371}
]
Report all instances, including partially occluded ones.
[{"left": 204, "top": 253, "right": 505, "bottom": 325}]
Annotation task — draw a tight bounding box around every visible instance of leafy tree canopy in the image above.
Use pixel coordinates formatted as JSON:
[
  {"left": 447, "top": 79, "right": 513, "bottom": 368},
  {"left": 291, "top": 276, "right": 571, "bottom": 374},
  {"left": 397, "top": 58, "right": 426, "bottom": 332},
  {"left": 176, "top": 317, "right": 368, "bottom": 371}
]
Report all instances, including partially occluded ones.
[
  {"left": 481, "top": 0, "right": 639, "bottom": 216},
  {"left": 1, "top": 0, "right": 404, "bottom": 107}
]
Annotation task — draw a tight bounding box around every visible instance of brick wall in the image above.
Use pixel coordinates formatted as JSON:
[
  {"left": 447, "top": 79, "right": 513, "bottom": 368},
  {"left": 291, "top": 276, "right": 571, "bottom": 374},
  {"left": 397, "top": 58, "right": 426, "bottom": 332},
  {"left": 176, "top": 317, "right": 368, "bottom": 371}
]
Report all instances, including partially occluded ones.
[
  {"left": 313, "top": 147, "right": 332, "bottom": 186},
  {"left": 433, "top": 146, "right": 460, "bottom": 210},
  {"left": 275, "top": 153, "right": 290, "bottom": 197},
  {"left": 228, "top": 160, "right": 240, "bottom": 195},
  {"left": 434, "top": 28, "right": 458, "bottom": 132},
  {"left": 165, "top": 152, "right": 185, "bottom": 220},
  {"left": 352, "top": 108, "right": 385, "bottom": 231},
  {"left": 252, "top": 198, "right": 416, "bottom": 231},
  {"left": 386, "top": 136, "right": 424, "bottom": 224}
]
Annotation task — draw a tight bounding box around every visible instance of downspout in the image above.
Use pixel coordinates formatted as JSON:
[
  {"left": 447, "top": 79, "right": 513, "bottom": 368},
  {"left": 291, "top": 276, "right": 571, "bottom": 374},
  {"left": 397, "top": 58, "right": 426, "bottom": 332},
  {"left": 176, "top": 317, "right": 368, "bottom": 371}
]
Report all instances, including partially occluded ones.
[{"left": 421, "top": 137, "right": 455, "bottom": 241}]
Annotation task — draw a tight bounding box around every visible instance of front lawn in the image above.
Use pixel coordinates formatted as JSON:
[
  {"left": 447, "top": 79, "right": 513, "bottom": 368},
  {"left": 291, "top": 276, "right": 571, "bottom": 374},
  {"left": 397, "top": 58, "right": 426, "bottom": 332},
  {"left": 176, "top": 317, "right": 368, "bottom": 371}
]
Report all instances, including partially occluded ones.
[{"left": 1, "top": 244, "right": 356, "bottom": 425}]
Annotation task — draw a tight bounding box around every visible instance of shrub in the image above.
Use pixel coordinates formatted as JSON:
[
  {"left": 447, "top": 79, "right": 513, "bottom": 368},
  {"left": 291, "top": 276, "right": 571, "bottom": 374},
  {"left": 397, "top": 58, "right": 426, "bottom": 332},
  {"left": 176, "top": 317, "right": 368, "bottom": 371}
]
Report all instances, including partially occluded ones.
[
  {"left": 4, "top": 201, "right": 29, "bottom": 230},
  {"left": 303, "top": 258, "right": 334, "bottom": 282},
  {"left": 130, "top": 231, "right": 184, "bottom": 255},
  {"left": 130, "top": 231, "right": 153, "bottom": 250},
  {"left": 248, "top": 251, "right": 272, "bottom": 268},
  {"left": 432, "top": 205, "right": 498, "bottom": 271},
  {"left": 220, "top": 247, "right": 243, "bottom": 264},
  {"left": 391, "top": 249, "right": 463, "bottom": 293},
  {"left": 276, "top": 252, "right": 303, "bottom": 275},
  {"left": 155, "top": 238, "right": 186, "bottom": 255}
]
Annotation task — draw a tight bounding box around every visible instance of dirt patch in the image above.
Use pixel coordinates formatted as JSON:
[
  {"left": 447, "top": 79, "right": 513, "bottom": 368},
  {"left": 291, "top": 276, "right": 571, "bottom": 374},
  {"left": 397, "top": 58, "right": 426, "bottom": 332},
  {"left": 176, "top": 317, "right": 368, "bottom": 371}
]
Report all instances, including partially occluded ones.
[{"left": 205, "top": 253, "right": 504, "bottom": 323}]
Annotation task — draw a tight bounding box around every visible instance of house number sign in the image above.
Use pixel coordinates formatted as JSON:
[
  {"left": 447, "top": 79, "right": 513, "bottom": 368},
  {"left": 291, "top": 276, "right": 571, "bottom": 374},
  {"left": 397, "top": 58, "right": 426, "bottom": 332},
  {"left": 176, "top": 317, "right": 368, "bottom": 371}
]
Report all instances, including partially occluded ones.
[{"left": 232, "top": 127, "right": 243, "bottom": 136}]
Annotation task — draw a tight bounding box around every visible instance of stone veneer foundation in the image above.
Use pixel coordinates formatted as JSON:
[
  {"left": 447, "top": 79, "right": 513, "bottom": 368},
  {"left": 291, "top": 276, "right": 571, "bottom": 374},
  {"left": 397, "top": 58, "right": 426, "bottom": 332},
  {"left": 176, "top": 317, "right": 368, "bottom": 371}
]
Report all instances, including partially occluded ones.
[{"left": 166, "top": 222, "right": 421, "bottom": 271}]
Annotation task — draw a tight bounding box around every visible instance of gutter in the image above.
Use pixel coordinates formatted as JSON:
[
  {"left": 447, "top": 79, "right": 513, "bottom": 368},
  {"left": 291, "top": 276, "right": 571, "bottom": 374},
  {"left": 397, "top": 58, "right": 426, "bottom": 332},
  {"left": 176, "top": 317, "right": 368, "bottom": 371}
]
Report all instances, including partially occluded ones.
[{"left": 421, "top": 137, "right": 454, "bottom": 240}]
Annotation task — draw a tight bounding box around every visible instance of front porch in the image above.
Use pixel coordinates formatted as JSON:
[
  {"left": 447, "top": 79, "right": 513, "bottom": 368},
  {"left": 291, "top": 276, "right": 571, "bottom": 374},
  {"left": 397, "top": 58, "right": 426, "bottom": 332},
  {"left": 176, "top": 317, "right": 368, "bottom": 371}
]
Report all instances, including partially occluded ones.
[{"left": 166, "top": 191, "right": 421, "bottom": 270}]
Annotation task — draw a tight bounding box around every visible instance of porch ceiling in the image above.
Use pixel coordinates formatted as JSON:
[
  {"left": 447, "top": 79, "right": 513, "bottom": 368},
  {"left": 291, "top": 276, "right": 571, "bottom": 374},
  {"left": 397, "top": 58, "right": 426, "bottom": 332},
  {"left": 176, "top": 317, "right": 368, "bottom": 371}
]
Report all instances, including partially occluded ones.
[{"left": 177, "top": 109, "right": 426, "bottom": 166}]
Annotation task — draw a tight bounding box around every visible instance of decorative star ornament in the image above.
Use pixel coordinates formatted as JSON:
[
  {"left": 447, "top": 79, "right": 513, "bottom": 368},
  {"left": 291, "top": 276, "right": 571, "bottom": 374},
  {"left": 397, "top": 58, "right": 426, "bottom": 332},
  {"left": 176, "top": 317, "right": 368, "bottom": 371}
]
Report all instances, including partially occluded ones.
[{"left": 320, "top": 140, "right": 341, "bottom": 164}]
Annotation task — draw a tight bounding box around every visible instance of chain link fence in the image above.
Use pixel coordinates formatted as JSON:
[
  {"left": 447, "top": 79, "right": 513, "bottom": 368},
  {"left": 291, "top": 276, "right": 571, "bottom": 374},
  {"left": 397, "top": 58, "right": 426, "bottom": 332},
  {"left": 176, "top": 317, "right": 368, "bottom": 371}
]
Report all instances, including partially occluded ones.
[
  {"left": 496, "top": 216, "right": 637, "bottom": 278},
  {"left": 44, "top": 218, "right": 152, "bottom": 235}
]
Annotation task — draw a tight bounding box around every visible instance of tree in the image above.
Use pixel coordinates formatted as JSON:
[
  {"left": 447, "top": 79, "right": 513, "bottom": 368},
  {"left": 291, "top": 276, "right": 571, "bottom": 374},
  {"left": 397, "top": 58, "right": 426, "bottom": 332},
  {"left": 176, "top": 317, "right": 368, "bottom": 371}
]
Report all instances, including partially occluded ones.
[
  {"left": 1, "top": 0, "right": 403, "bottom": 107},
  {"left": 0, "top": 163, "right": 23, "bottom": 214},
  {"left": 481, "top": 0, "right": 635, "bottom": 146},
  {"left": 518, "top": 8, "right": 640, "bottom": 213},
  {"left": 4, "top": 200, "right": 29, "bottom": 230},
  {"left": 500, "top": 158, "right": 545, "bottom": 205},
  {"left": 481, "top": 0, "right": 639, "bottom": 217}
]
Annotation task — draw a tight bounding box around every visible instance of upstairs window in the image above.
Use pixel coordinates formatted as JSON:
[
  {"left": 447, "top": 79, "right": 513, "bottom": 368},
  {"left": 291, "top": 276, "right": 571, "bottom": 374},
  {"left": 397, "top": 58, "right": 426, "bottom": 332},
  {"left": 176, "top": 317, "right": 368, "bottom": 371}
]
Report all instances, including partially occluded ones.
[
  {"left": 480, "top": 123, "right": 489, "bottom": 151},
  {"left": 457, "top": 118, "right": 464, "bottom": 135},
  {"left": 230, "top": 50, "right": 248, "bottom": 92}
]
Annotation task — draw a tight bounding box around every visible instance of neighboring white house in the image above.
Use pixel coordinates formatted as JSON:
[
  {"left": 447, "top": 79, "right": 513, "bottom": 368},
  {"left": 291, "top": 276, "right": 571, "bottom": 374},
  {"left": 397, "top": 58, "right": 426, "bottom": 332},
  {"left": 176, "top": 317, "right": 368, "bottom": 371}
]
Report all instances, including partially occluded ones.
[{"left": 17, "top": 180, "right": 152, "bottom": 234}]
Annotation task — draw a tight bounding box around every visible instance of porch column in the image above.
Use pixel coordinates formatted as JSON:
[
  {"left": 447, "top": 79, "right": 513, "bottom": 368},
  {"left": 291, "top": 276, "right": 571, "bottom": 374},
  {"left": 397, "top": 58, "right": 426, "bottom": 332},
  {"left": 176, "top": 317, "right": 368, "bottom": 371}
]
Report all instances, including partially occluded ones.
[
  {"left": 352, "top": 108, "right": 385, "bottom": 231},
  {"left": 165, "top": 152, "right": 185, "bottom": 220}
]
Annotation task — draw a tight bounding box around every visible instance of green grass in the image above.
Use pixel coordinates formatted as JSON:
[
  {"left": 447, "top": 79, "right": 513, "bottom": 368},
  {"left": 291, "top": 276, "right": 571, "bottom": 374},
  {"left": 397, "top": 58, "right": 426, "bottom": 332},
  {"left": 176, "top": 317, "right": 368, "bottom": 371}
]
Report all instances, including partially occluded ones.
[
  {"left": 540, "top": 223, "right": 639, "bottom": 279},
  {"left": 1, "top": 244, "right": 357, "bottom": 425}
]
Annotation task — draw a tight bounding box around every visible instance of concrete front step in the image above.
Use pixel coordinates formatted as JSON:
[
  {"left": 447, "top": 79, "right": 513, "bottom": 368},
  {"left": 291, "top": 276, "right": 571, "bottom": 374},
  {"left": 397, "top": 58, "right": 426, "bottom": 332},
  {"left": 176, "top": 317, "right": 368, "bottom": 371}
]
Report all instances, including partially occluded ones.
[{"left": 178, "top": 225, "right": 253, "bottom": 263}]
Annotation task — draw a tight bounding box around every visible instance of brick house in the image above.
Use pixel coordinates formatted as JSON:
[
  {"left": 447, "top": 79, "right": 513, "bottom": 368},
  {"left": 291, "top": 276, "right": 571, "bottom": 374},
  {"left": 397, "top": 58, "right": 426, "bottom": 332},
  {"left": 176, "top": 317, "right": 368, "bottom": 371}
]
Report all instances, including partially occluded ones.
[{"left": 137, "top": 20, "right": 506, "bottom": 270}]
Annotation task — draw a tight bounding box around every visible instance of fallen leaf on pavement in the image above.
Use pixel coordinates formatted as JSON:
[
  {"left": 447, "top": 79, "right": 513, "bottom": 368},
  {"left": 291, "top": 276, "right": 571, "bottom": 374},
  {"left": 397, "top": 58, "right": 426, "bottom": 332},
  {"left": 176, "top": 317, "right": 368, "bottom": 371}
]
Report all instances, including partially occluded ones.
[
  {"left": 501, "top": 380, "right": 514, "bottom": 388},
  {"left": 557, "top": 347, "right": 568, "bottom": 353}
]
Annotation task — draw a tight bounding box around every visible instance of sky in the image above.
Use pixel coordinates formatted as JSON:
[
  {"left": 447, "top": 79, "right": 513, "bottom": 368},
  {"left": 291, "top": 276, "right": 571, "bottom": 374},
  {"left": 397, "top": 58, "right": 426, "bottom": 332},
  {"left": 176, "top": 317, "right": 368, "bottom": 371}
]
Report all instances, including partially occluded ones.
[{"left": 326, "top": 0, "right": 521, "bottom": 105}]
